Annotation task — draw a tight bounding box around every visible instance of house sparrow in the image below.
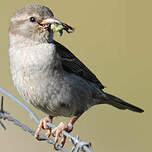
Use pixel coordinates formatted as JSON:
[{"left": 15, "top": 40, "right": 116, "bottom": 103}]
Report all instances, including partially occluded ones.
[{"left": 8, "top": 4, "right": 144, "bottom": 148}]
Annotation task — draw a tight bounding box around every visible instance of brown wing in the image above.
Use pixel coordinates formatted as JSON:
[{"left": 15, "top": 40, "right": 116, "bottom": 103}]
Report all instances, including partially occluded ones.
[{"left": 54, "top": 41, "right": 104, "bottom": 90}]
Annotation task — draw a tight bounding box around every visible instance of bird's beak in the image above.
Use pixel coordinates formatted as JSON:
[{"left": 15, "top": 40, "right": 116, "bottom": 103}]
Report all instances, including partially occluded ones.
[
  {"left": 40, "top": 17, "right": 74, "bottom": 36},
  {"left": 40, "top": 17, "right": 61, "bottom": 27}
]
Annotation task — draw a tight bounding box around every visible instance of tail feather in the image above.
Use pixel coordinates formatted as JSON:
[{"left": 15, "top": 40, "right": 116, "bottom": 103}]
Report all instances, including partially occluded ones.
[{"left": 102, "top": 92, "right": 144, "bottom": 113}]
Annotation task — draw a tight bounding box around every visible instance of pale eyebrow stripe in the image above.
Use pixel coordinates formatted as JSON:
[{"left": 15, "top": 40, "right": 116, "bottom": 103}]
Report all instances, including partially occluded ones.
[{"left": 11, "top": 14, "right": 40, "bottom": 22}]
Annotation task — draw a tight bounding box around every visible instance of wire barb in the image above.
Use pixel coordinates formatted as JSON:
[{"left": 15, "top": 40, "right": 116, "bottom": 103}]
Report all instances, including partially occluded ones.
[
  {"left": 0, "top": 96, "right": 6, "bottom": 130},
  {"left": 0, "top": 87, "right": 93, "bottom": 152},
  {"left": 70, "top": 136, "right": 92, "bottom": 152},
  {"left": 1, "top": 96, "right": 4, "bottom": 112}
]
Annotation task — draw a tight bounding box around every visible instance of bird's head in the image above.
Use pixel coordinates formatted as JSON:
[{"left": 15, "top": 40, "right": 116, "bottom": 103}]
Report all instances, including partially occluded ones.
[{"left": 9, "top": 4, "right": 74, "bottom": 45}]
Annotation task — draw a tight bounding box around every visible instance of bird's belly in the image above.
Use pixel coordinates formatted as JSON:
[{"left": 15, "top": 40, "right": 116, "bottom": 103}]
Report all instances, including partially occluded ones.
[
  {"left": 9, "top": 44, "right": 95, "bottom": 117},
  {"left": 12, "top": 68, "right": 94, "bottom": 117}
]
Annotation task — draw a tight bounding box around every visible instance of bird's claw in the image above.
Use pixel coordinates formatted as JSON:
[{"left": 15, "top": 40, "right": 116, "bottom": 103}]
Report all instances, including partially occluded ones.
[
  {"left": 52, "top": 122, "right": 73, "bottom": 148},
  {"left": 35, "top": 116, "right": 53, "bottom": 139},
  {"left": 35, "top": 117, "right": 73, "bottom": 148}
]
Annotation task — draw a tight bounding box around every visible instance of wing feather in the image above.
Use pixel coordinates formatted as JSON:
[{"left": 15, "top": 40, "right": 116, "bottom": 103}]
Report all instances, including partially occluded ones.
[{"left": 54, "top": 41, "right": 104, "bottom": 90}]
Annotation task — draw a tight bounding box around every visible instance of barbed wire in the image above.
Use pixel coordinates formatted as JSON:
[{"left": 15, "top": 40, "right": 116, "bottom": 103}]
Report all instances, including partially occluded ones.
[{"left": 0, "top": 87, "right": 93, "bottom": 152}]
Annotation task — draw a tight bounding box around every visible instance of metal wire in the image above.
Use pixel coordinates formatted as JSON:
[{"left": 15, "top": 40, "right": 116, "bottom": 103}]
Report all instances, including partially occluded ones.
[{"left": 0, "top": 87, "right": 93, "bottom": 152}]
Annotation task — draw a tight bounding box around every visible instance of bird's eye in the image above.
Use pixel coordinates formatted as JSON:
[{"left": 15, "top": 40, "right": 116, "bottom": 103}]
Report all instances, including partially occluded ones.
[{"left": 29, "top": 17, "right": 36, "bottom": 22}]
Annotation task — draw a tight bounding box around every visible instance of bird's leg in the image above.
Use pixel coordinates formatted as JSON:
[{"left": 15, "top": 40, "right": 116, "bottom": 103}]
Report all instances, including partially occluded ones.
[
  {"left": 35, "top": 115, "right": 53, "bottom": 138},
  {"left": 52, "top": 115, "right": 81, "bottom": 148}
]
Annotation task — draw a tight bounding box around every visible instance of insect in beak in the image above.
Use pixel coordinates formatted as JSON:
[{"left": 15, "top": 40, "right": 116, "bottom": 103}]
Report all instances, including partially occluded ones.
[{"left": 40, "top": 17, "right": 74, "bottom": 36}]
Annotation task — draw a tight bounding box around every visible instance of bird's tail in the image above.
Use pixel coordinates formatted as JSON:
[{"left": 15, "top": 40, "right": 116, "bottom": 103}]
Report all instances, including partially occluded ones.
[{"left": 101, "top": 92, "right": 144, "bottom": 113}]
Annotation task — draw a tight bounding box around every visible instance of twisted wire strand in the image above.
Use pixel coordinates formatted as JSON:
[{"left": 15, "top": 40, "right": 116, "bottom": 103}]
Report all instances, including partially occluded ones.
[{"left": 0, "top": 87, "right": 93, "bottom": 152}]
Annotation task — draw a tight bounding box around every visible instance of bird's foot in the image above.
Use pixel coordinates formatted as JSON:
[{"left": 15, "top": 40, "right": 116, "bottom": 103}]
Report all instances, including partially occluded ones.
[
  {"left": 35, "top": 115, "right": 53, "bottom": 139},
  {"left": 35, "top": 115, "right": 80, "bottom": 149},
  {"left": 52, "top": 121, "right": 73, "bottom": 148}
]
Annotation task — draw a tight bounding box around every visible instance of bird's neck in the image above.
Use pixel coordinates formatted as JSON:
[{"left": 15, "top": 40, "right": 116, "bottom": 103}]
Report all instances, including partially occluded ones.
[{"left": 9, "top": 33, "right": 54, "bottom": 49}]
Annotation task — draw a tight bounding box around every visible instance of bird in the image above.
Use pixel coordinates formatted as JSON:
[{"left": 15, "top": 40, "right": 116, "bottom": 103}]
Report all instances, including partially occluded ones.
[{"left": 8, "top": 4, "right": 144, "bottom": 148}]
